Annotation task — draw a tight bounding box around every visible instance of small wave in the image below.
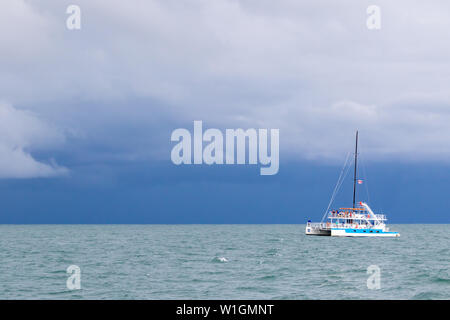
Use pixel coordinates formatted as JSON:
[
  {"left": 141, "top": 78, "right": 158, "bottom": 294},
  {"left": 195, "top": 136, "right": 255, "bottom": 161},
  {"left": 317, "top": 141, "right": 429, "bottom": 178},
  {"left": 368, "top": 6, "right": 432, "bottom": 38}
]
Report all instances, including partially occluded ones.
[
  {"left": 432, "top": 276, "right": 450, "bottom": 283},
  {"left": 236, "top": 286, "right": 258, "bottom": 291},
  {"left": 265, "top": 248, "right": 280, "bottom": 256},
  {"left": 212, "top": 257, "right": 228, "bottom": 263},
  {"left": 257, "top": 275, "right": 277, "bottom": 281},
  {"left": 411, "top": 291, "right": 442, "bottom": 300}
]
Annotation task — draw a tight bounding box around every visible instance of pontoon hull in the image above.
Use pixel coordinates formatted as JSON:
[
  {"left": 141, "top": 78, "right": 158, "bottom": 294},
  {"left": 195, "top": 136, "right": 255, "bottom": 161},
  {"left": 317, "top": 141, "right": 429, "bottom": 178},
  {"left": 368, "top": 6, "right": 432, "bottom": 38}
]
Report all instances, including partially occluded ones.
[{"left": 305, "top": 227, "right": 331, "bottom": 236}]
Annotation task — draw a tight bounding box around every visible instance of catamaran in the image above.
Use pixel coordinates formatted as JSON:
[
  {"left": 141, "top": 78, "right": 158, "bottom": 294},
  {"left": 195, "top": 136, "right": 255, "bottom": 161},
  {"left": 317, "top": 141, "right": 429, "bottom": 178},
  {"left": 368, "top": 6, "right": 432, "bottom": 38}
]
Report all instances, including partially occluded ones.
[{"left": 305, "top": 131, "right": 400, "bottom": 237}]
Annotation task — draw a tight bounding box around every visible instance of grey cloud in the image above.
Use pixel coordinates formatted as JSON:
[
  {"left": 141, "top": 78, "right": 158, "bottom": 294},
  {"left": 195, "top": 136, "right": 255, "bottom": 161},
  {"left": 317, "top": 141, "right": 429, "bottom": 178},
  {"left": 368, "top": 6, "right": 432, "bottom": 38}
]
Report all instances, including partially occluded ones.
[{"left": 1, "top": 0, "right": 450, "bottom": 171}]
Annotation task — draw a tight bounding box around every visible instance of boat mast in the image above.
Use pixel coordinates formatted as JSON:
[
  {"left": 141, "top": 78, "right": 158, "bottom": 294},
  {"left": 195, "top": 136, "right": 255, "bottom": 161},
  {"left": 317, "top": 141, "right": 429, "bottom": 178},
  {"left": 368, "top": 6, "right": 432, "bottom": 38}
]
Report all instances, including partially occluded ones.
[{"left": 352, "top": 130, "right": 358, "bottom": 210}]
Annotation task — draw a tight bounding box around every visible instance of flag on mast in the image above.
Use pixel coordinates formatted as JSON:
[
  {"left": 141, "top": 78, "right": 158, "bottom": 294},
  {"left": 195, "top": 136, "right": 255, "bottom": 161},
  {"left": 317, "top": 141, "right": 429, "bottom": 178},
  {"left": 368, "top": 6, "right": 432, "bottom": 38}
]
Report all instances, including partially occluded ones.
[{"left": 357, "top": 179, "right": 363, "bottom": 184}]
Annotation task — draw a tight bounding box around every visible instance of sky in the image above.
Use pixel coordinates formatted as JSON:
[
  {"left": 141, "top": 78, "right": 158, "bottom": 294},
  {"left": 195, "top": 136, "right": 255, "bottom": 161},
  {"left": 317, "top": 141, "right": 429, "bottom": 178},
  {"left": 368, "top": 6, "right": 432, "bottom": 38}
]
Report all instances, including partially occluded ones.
[{"left": 1, "top": 0, "right": 450, "bottom": 223}]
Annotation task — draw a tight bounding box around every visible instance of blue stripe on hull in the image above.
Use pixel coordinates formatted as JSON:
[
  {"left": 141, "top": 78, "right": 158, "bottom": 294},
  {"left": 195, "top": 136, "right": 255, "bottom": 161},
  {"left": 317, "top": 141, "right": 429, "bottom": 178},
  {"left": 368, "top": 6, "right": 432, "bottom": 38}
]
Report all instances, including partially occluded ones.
[{"left": 331, "top": 228, "right": 399, "bottom": 235}]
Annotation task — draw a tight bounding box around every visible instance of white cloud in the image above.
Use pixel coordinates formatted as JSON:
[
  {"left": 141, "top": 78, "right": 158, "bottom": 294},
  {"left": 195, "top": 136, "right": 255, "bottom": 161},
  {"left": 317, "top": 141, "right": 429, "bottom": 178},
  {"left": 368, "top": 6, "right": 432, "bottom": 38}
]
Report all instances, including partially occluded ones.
[{"left": 0, "top": 103, "right": 67, "bottom": 178}]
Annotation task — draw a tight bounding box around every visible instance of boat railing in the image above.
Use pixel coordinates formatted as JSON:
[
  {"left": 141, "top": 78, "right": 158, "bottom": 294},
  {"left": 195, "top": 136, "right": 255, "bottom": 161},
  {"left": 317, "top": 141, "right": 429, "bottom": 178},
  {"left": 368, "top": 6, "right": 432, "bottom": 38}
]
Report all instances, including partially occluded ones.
[
  {"left": 311, "top": 221, "right": 385, "bottom": 230},
  {"left": 308, "top": 222, "right": 371, "bottom": 230},
  {"left": 307, "top": 219, "right": 391, "bottom": 233},
  {"left": 308, "top": 222, "right": 331, "bottom": 230},
  {"left": 327, "top": 212, "right": 387, "bottom": 221}
]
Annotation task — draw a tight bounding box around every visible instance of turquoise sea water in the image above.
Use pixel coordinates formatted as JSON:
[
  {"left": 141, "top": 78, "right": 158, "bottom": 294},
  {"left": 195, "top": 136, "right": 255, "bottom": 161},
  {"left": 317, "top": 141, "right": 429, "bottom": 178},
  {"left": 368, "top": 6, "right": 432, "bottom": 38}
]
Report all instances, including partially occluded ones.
[{"left": 0, "top": 225, "right": 448, "bottom": 299}]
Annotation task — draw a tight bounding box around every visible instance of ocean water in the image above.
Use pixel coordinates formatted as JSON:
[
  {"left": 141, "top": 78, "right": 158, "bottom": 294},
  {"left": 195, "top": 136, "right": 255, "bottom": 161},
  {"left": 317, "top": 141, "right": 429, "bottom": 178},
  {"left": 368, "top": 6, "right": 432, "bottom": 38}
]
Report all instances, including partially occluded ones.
[{"left": 0, "top": 224, "right": 448, "bottom": 300}]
